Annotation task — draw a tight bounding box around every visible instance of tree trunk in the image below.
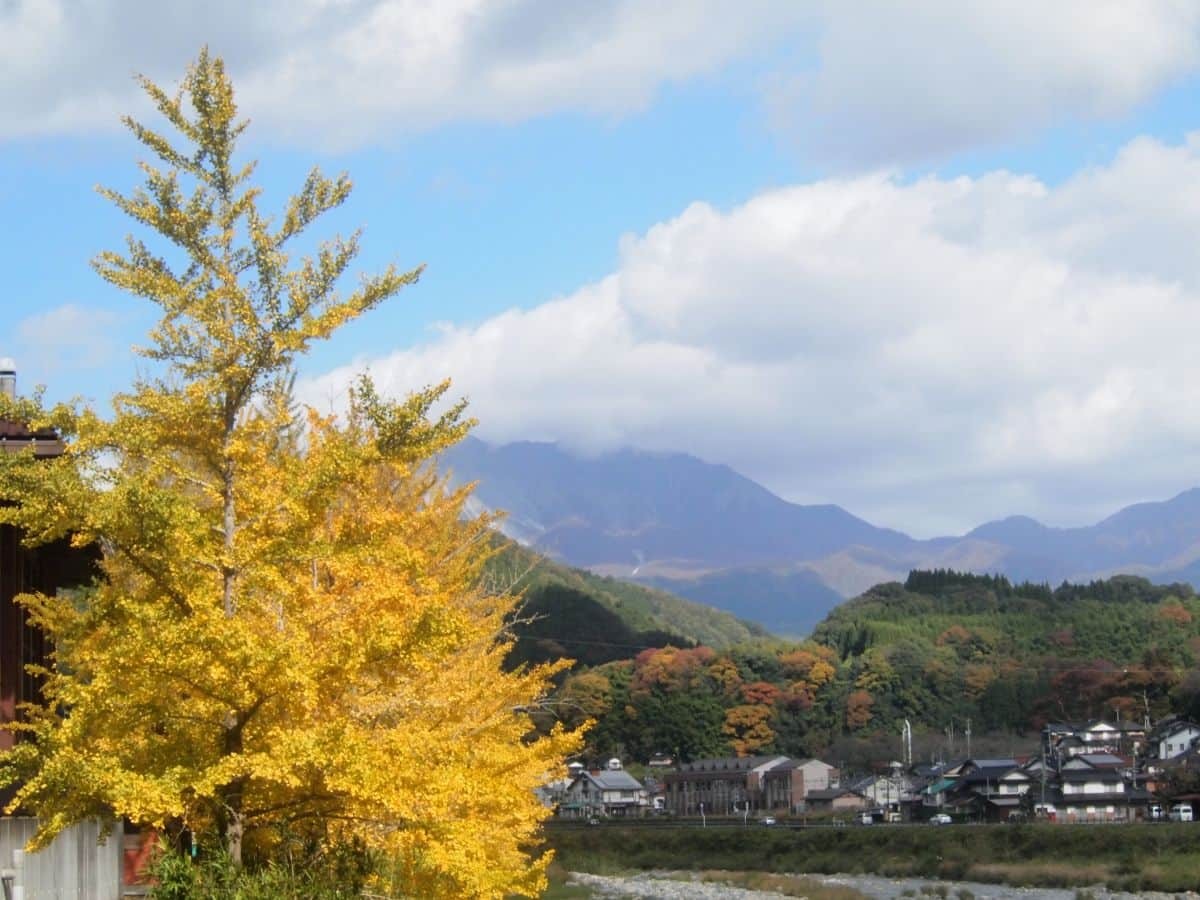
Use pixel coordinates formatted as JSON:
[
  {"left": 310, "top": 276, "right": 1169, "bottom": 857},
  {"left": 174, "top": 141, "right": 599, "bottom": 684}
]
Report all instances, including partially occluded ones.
[
  {"left": 220, "top": 718, "right": 246, "bottom": 866},
  {"left": 225, "top": 804, "right": 244, "bottom": 867}
]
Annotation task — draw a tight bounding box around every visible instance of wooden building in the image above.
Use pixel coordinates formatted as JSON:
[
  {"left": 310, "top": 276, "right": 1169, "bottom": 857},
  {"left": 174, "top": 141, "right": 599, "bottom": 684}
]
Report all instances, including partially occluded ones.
[{"left": 0, "top": 364, "right": 96, "bottom": 750}]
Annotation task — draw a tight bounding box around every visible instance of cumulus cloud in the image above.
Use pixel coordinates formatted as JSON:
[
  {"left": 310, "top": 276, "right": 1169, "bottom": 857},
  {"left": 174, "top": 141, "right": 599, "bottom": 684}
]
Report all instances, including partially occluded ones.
[
  {"left": 782, "top": 0, "right": 1200, "bottom": 166},
  {"left": 0, "top": 0, "right": 808, "bottom": 145},
  {"left": 301, "top": 133, "right": 1200, "bottom": 536},
  {"left": 4, "top": 1, "right": 1197, "bottom": 162}
]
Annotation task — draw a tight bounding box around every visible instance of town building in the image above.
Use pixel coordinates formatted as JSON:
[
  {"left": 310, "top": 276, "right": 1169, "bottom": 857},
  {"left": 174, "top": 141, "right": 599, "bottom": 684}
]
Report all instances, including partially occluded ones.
[
  {"left": 662, "top": 755, "right": 839, "bottom": 815},
  {"left": 559, "top": 759, "right": 648, "bottom": 818},
  {"left": 1148, "top": 718, "right": 1200, "bottom": 761},
  {"left": 0, "top": 364, "right": 96, "bottom": 753}
]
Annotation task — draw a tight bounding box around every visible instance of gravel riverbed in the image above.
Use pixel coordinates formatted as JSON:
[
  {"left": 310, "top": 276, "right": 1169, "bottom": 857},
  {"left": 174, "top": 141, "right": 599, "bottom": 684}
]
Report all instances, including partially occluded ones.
[
  {"left": 567, "top": 870, "right": 1200, "bottom": 900},
  {"left": 566, "top": 871, "right": 796, "bottom": 899}
]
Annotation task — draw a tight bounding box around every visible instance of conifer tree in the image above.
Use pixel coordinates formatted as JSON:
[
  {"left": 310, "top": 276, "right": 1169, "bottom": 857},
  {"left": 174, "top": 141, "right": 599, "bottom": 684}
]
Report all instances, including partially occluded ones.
[{"left": 0, "top": 50, "right": 580, "bottom": 898}]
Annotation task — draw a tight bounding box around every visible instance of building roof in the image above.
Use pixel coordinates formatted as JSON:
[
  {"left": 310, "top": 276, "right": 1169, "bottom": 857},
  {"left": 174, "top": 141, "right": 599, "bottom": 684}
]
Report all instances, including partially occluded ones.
[
  {"left": 923, "top": 777, "right": 957, "bottom": 795},
  {"left": 1070, "top": 753, "right": 1127, "bottom": 769},
  {"left": 573, "top": 770, "right": 644, "bottom": 791},
  {"left": 806, "top": 787, "right": 863, "bottom": 801},
  {"left": 675, "top": 755, "right": 789, "bottom": 774},
  {"left": 961, "top": 768, "right": 1027, "bottom": 787},
  {"left": 0, "top": 419, "right": 64, "bottom": 457},
  {"left": 984, "top": 796, "right": 1022, "bottom": 808},
  {"left": 1153, "top": 720, "right": 1200, "bottom": 739},
  {"left": 965, "top": 758, "right": 1019, "bottom": 769},
  {"left": 912, "top": 763, "right": 949, "bottom": 778},
  {"left": 1059, "top": 768, "right": 1124, "bottom": 783}
]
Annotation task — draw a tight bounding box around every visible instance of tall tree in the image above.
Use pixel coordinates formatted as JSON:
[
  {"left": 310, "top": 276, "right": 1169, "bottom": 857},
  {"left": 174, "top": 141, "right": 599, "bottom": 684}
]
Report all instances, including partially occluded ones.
[{"left": 0, "top": 50, "right": 580, "bottom": 898}]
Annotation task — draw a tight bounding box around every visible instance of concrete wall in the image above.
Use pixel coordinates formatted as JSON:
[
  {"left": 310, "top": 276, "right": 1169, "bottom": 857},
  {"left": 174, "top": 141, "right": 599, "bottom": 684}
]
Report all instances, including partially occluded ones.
[{"left": 0, "top": 818, "right": 122, "bottom": 900}]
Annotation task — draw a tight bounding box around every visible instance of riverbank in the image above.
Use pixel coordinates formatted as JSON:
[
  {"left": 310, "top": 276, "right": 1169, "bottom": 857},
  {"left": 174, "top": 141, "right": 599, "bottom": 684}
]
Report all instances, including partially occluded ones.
[
  {"left": 546, "top": 823, "right": 1200, "bottom": 893},
  {"left": 559, "top": 870, "right": 1200, "bottom": 900}
]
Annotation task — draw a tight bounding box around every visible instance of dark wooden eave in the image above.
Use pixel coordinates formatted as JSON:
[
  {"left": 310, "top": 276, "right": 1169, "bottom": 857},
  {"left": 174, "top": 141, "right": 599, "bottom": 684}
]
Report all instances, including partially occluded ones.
[{"left": 0, "top": 421, "right": 64, "bottom": 458}]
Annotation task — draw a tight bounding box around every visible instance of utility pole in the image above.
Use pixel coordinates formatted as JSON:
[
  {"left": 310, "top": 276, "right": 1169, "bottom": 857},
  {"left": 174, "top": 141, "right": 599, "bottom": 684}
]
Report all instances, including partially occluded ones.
[
  {"left": 1040, "top": 739, "right": 1047, "bottom": 816},
  {"left": 965, "top": 718, "right": 972, "bottom": 759}
]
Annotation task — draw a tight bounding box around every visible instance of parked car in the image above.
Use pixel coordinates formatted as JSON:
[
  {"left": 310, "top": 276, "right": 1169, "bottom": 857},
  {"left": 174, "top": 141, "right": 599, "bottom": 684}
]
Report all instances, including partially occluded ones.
[
  {"left": 1169, "top": 803, "right": 1193, "bottom": 823},
  {"left": 759, "top": 816, "right": 777, "bottom": 826},
  {"left": 929, "top": 813, "right": 952, "bottom": 825}
]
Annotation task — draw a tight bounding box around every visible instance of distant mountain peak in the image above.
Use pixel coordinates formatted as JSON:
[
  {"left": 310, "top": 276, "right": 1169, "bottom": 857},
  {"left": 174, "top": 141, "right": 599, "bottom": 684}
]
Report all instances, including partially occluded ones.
[{"left": 443, "top": 436, "right": 1200, "bottom": 636}]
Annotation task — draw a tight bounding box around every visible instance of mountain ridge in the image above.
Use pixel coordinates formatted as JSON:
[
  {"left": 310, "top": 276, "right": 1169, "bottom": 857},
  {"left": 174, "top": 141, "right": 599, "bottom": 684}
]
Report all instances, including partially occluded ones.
[{"left": 442, "top": 436, "right": 1200, "bottom": 635}]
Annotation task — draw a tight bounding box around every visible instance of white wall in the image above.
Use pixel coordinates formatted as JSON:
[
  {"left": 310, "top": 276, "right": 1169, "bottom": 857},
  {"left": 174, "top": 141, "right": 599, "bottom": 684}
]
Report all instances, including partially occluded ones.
[
  {"left": 1158, "top": 726, "right": 1200, "bottom": 759},
  {"left": 0, "top": 818, "right": 122, "bottom": 900}
]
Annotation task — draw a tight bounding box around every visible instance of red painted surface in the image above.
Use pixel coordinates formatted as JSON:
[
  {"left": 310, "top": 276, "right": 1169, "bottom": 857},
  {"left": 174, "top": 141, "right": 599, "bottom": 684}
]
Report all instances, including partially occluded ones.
[{"left": 123, "top": 829, "right": 159, "bottom": 886}]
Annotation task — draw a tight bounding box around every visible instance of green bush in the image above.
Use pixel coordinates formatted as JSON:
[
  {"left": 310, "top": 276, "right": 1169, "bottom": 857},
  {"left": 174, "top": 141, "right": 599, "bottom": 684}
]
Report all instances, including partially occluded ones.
[{"left": 146, "top": 842, "right": 373, "bottom": 900}]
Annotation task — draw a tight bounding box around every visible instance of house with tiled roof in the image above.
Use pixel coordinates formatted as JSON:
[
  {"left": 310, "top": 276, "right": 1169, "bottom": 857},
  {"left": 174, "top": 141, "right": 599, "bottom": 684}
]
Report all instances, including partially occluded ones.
[
  {"left": 1148, "top": 718, "right": 1200, "bottom": 762},
  {"left": 559, "top": 759, "right": 648, "bottom": 818},
  {"left": 1054, "top": 756, "right": 1151, "bottom": 822},
  {"left": 949, "top": 759, "right": 1032, "bottom": 820}
]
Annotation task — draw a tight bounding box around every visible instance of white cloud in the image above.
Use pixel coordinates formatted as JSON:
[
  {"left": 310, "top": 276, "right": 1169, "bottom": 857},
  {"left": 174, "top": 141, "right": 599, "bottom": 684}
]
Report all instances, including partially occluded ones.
[
  {"left": 782, "top": 0, "right": 1200, "bottom": 166},
  {"left": 301, "top": 133, "right": 1200, "bottom": 536},
  {"left": 3, "top": 1, "right": 1197, "bottom": 162},
  {"left": 15, "top": 303, "right": 121, "bottom": 379},
  {"left": 0, "top": 0, "right": 808, "bottom": 145}
]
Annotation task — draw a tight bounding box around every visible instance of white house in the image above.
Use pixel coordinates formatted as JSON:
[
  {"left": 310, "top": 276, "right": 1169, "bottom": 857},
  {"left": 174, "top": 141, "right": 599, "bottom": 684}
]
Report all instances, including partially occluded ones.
[
  {"left": 1150, "top": 720, "right": 1200, "bottom": 761},
  {"left": 851, "top": 771, "right": 915, "bottom": 808},
  {"left": 1078, "top": 721, "right": 1121, "bottom": 755},
  {"left": 1060, "top": 755, "right": 1126, "bottom": 791}
]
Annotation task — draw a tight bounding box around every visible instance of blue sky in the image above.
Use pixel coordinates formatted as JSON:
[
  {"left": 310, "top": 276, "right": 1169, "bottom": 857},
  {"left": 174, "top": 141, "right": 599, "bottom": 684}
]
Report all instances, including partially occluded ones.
[{"left": 5, "top": 1, "right": 1200, "bottom": 536}]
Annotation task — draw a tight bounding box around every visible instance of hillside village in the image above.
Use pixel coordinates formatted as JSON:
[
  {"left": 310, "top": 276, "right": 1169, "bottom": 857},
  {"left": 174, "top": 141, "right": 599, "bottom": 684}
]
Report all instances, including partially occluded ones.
[{"left": 546, "top": 716, "right": 1200, "bottom": 825}]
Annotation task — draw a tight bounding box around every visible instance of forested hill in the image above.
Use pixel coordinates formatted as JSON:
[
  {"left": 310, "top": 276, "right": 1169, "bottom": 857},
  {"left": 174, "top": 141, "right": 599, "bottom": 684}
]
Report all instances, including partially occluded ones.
[
  {"left": 554, "top": 571, "right": 1200, "bottom": 767},
  {"left": 815, "top": 569, "right": 1197, "bottom": 667},
  {"left": 811, "top": 570, "right": 1200, "bottom": 735},
  {"left": 485, "top": 541, "right": 770, "bottom": 670}
]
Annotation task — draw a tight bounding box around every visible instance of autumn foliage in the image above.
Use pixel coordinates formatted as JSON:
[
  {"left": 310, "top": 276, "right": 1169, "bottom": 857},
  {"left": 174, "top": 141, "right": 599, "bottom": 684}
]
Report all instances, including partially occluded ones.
[
  {"left": 560, "top": 571, "right": 1200, "bottom": 769},
  {"left": 0, "top": 51, "right": 581, "bottom": 898}
]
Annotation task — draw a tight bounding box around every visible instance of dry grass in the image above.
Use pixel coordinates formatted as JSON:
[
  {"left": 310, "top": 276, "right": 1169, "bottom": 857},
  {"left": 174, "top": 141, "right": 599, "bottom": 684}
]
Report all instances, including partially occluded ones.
[{"left": 965, "top": 861, "right": 1112, "bottom": 888}]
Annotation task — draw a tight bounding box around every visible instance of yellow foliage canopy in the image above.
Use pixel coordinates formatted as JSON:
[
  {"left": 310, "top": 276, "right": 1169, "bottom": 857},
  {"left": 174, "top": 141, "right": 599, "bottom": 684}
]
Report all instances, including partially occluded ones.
[
  {"left": 0, "top": 50, "right": 582, "bottom": 899},
  {"left": 721, "top": 705, "right": 775, "bottom": 757}
]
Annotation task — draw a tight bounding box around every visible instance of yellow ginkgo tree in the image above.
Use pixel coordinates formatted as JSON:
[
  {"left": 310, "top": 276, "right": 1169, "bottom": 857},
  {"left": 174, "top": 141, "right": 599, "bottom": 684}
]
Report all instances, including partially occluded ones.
[{"left": 0, "top": 50, "right": 581, "bottom": 898}]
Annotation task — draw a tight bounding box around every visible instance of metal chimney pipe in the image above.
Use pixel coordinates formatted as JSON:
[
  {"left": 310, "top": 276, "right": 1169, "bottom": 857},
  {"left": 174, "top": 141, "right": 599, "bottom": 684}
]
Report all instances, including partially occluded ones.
[{"left": 0, "top": 358, "right": 14, "bottom": 402}]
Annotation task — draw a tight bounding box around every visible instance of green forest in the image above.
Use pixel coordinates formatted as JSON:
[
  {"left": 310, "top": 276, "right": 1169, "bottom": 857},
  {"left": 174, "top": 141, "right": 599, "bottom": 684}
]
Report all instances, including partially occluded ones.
[
  {"left": 487, "top": 541, "right": 769, "bottom": 669},
  {"left": 546, "top": 570, "right": 1200, "bottom": 766}
]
